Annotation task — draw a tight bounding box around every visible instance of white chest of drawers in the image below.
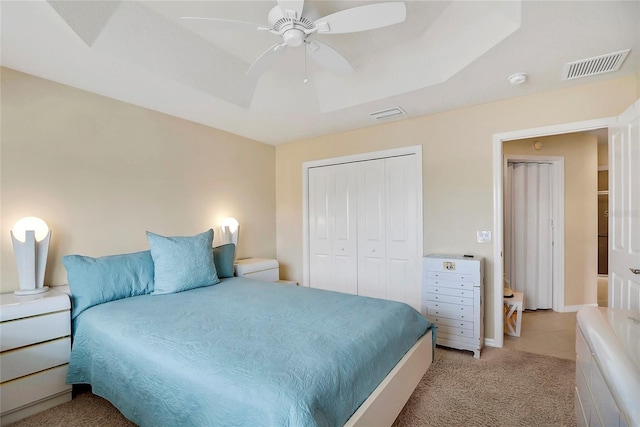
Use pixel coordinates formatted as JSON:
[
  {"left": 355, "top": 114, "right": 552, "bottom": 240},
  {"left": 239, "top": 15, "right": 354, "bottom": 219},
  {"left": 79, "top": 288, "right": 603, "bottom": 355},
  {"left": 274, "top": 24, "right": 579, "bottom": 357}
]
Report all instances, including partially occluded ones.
[
  {"left": 575, "top": 307, "right": 639, "bottom": 427},
  {"left": 422, "top": 255, "right": 484, "bottom": 358},
  {"left": 0, "top": 289, "right": 72, "bottom": 426}
]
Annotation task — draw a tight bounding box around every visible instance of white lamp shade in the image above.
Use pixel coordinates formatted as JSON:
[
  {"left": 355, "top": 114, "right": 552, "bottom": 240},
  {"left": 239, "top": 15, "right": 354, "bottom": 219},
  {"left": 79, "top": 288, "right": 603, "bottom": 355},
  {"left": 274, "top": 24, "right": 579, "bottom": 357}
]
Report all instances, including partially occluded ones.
[
  {"left": 11, "top": 217, "right": 50, "bottom": 295},
  {"left": 12, "top": 217, "right": 49, "bottom": 242},
  {"left": 221, "top": 217, "right": 239, "bottom": 233},
  {"left": 220, "top": 217, "right": 239, "bottom": 260}
]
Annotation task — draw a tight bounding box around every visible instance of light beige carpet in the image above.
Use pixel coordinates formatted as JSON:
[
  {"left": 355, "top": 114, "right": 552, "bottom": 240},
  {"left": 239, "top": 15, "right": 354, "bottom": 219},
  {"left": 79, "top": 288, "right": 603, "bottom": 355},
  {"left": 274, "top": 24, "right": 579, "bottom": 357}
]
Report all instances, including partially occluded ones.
[{"left": 9, "top": 347, "right": 576, "bottom": 427}]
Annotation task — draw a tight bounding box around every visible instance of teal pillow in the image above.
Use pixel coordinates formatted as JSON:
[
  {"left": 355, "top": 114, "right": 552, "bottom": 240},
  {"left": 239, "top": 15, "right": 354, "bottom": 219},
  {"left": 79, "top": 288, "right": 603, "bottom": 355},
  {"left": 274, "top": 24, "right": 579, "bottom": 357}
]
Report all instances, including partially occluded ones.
[
  {"left": 63, "top": 251, "right": 155, "bottom": 319},
  {"left": 213, "top": 243, "right": 236, "bottom": 278},
  {"left": 147, "top": 229, "right": 220, "bottom": 295}
]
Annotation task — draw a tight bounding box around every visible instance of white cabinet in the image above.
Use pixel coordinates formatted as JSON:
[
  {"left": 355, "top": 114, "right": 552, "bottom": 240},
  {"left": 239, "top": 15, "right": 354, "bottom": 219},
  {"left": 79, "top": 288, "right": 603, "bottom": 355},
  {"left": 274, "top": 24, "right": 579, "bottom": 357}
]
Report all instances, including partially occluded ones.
[
  {"left": 0, "top": 289, "right": 72, "bottom": 426},
  {"left": 422, "top": 255, "right": 484, "bottom": 358},
  {"left": 308, "top": 155, "right": 420, "bottom": 310},
  {"left": 575, "top": 307, "right": 639, "bottom": 427}
]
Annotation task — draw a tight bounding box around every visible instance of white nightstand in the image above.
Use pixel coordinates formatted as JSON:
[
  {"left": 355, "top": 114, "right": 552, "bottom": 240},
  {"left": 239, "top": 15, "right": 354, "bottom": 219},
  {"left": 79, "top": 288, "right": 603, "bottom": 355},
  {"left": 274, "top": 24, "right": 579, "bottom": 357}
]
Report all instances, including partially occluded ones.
[
  {"left": 0, "top": 289, "right": 72, "bottom": 426},
  {"left": 234, "top": 258, "right": 297, "bottom": 285}
]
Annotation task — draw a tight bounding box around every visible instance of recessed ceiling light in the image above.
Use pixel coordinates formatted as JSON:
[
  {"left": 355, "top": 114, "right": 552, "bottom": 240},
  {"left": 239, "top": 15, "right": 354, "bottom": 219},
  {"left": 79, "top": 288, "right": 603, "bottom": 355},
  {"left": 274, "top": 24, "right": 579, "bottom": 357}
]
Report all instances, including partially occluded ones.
[{"left": 508, "top": 73, "right": 528, "bottom": 85}]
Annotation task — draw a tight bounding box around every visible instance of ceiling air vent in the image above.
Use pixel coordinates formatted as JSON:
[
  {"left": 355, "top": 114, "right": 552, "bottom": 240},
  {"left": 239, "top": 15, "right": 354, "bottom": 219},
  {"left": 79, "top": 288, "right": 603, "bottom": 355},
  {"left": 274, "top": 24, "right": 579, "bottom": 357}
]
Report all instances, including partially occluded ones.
[
  {"left": 562, "top": 49, "right": 630, "bottom": 81},
  {"left": 369, "top": 107, "right": 406, "bottom": 120}
]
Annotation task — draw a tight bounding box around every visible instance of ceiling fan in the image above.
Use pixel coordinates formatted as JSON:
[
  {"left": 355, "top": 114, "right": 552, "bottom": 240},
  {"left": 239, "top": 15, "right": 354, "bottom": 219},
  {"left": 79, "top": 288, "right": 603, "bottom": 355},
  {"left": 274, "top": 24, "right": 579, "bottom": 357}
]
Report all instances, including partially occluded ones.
[{"left": 182, "top": 0, "right": 407, "bottom": 79}]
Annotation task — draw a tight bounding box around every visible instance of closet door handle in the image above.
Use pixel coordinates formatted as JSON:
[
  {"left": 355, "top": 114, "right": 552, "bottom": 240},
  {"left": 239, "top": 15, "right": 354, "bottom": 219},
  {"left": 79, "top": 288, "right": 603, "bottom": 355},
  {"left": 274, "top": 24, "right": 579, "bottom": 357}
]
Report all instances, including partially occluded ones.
[{"left": 631, "top": 268, "right": 640, "bottom": 275}]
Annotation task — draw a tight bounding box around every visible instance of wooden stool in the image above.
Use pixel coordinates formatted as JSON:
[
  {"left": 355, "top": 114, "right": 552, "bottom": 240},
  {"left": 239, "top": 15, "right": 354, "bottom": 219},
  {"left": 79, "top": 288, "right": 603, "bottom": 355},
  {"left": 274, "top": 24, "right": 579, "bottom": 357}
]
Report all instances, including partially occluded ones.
[{"left": 504, "top": 292, "right": 524, "bottom": 337}]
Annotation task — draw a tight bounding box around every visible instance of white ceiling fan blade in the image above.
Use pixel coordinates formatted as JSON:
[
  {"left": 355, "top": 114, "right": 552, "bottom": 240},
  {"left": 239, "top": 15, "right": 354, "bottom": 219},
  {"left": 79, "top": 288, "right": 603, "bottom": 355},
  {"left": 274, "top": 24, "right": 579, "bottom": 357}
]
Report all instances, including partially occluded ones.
[
  {"left": 246, "top": 44, "right": 287, "bottom": 78},
  {"left": 306, "top": 40, "right": 354, "bottom": 75},
  {"left": 181, "top": 17, "right": 267, "bottom": 32},
  {"left": 314, "top": 2, "right": 407, "bottom": 34},
  {"left": 277, "top": 0, "right": 305, "bottom": 19}
]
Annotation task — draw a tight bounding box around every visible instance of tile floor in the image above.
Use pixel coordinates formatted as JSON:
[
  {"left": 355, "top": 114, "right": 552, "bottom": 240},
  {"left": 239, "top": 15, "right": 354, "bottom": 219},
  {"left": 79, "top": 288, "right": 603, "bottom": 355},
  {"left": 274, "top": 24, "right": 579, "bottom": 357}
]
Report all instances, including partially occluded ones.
[
  {"left": 503, "top": 309, "right": 577, "bottom": 360},
  {"left": 502, "top": 276, "right": 609, "bottom": 361}
]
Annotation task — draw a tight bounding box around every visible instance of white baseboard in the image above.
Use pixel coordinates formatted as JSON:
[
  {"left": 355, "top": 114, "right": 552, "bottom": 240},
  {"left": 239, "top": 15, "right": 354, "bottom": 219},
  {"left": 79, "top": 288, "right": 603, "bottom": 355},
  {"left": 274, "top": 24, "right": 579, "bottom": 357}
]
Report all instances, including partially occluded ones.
[
  {"left": 560, "top": 303, "right": 598, "bottom": 313},
  {"left": 484, "top": 338, "right": 498, "bottom": 348}
]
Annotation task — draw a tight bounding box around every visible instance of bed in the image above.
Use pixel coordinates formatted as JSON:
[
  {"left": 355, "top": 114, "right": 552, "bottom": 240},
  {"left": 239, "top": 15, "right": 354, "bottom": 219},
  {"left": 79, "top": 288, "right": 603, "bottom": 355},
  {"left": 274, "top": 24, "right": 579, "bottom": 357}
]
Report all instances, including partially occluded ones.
[{"left": 63, "top": 230, "right": 434, "bottom": 427}]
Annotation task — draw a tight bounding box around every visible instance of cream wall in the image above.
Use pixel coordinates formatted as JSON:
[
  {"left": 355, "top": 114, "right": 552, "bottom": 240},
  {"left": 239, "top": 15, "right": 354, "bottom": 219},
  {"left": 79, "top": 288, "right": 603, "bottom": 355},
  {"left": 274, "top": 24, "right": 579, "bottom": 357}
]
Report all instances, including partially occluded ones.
[
  {"left": 503, "top": 133, "right": 598, "bottom": 307},
  {"left": 598, "top": 143, "right": 609, "bottom": 166},
  {"left": 275, "top": 75, "right": 638, "bottom": 341},
  {"left": 1, "top": 68, "right": 276, "bottom": 293}
]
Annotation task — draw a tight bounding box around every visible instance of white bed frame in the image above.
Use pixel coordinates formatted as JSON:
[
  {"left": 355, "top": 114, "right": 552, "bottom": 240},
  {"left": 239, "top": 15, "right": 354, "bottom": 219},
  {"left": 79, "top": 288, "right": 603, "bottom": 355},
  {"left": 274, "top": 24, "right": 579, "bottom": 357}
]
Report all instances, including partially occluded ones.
[{"left": 345, "top": 330, "right": 434, "bottom": 427}]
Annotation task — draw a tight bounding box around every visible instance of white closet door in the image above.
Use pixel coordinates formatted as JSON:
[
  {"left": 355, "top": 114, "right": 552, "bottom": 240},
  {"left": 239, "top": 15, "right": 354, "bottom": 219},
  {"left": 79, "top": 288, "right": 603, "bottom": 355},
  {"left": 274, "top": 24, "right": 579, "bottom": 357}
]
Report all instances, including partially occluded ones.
[
  {"left": 308, "top": 164, "right": 358, "bottom": 294},
  {"left": 308, "top": 154, "right": 420, "bottom": 309},
  {"left": 385, "top": 155, "right": 419, "bottom": 307},
  {"left": 357, "top": 159, "right": 386, "bottom": 298}
]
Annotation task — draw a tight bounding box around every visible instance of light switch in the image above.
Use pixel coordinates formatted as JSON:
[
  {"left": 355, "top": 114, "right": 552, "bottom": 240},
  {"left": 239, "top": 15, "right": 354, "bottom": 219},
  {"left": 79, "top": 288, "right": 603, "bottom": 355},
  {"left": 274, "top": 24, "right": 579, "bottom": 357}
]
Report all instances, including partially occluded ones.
[{"left": 477, "top": 230, "right": 491, "bottom": 243}]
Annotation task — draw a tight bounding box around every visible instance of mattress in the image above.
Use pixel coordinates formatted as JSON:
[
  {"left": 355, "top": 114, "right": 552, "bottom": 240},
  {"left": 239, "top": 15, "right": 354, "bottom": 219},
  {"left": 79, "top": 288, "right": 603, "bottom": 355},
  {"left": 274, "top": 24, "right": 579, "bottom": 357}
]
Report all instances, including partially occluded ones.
[{"left": 67, "top": 277, "right": 432, "bottom": 427}]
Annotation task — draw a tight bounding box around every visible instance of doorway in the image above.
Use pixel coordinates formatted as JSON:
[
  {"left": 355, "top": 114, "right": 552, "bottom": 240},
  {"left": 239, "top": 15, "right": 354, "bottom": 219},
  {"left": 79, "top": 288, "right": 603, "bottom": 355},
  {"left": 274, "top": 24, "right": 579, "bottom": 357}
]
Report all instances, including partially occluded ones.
[{"left": 492, "top": 117, "right": 613, "bottom": 348}]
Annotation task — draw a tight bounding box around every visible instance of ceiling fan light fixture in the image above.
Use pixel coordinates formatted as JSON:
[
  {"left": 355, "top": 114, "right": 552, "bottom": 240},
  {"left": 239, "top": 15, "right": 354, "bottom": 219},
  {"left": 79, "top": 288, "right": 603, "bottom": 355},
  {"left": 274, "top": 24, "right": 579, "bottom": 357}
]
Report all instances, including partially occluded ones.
[{"left": 283, "top": 28, "right": 305, "bottom": 47}]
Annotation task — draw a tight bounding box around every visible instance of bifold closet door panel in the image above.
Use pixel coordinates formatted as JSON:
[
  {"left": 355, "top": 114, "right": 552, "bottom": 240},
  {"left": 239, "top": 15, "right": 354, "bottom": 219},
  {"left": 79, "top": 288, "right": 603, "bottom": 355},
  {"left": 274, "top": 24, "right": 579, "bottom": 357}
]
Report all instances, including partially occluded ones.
[
  {"left": 308, "top": 164, "right": 358, "bottom": 295},
  {"left": 357, "top": 159, "right": 387, "bottom": 299},
  {"left": 385, "top": 156, "right": 420, "bottom": 308}
]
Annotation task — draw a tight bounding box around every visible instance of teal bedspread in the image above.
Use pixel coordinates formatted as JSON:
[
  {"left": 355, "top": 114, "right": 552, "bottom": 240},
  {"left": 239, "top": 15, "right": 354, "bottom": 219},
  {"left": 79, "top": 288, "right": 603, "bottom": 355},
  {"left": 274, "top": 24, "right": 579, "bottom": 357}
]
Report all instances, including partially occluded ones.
[{"left": 67, "top": 277, "right": 432, "bottom": 427}]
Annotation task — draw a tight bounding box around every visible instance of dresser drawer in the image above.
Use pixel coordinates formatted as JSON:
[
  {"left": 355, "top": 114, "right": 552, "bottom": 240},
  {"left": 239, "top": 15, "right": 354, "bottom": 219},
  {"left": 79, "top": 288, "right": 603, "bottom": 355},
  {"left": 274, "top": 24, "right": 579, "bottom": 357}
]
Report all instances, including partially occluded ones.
[
  {"left": 426, "top": 302, "right": 473, "bottom": 320},
  {"left": 426, "top": 278, "right": 475, "bottom": 291},
  {"left": 1, "top": 337, "right": 71, "bottom": 383},
  {"left": 427, "top": 316, "right": 473, "bottom": 330},
  {"left": 436, "top": 324, "right": 475, "bottom": 338},
  {"left": 575, "top": 328, "right": 592, "bottom": 381},
  {"left": 427, "top": 271, "right": 480, "bottom": 282},
  {"left": 425, "top": 292, "right": 473, "bottom": 306},
  {"left": 425, "top": 285, "right": 474, "bottom": 298},
  {"left": 0, "top": 311, "right": 70, "bottom": 352},
  {"left": 0, "top": 364, "right": 71, "bottom": 414}
]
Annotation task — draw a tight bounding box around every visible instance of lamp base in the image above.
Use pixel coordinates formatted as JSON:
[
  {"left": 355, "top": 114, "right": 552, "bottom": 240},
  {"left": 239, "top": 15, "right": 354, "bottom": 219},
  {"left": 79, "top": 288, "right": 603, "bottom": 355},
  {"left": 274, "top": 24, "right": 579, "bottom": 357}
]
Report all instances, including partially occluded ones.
[{"left": 14, "top": 286, "right": 49, "bottom": 296}]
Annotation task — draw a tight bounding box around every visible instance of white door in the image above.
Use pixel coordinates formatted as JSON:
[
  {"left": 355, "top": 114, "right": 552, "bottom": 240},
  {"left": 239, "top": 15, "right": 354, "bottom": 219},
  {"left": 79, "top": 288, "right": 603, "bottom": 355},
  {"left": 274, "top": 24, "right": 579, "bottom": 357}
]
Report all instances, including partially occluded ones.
[
  {"left": 308, "top": 164, "right": 358, "bottom": 294},
  {"left": 384, "top": 155, "right": 419, "bottom": 308},
  {"left": 308, "top": 154, "right": 420, "bottom": 309},
  {"left": 356, "top": 155, "right": 419, "bottom": 306},
  {"left": 609, "top": 100, "right": 640, "bottom": 310},
  {"left": 506, "top": 161, "right": 554, "bottom": 310},
  {"left": 357, "top": 159, "right": 386, "bottom": 299}
]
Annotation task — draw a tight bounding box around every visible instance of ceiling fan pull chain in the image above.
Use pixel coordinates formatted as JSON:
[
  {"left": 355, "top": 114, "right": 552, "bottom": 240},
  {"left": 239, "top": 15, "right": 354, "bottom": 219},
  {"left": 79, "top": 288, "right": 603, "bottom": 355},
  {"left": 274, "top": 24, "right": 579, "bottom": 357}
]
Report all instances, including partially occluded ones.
[{"left": 303, "top": 42, "right": 309, "bottom": 84}]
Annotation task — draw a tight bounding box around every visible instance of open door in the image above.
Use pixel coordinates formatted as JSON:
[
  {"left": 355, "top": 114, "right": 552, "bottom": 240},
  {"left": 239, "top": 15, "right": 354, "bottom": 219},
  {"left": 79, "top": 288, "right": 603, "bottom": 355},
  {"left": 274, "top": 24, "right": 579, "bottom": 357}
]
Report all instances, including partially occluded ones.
[{"left": 608, "top": 99, "right": 640, "bottom": 310}]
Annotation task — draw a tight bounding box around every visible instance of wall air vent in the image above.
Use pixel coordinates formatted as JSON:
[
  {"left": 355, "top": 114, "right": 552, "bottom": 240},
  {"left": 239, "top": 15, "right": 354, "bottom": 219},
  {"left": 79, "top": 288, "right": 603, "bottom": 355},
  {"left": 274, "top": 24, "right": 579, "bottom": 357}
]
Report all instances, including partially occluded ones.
[
  {"left": 562, "top": 49, "right": 630, "bottom": 80},
  {"left": 369, "top": 107, "right": 406, "bottom": 120}
]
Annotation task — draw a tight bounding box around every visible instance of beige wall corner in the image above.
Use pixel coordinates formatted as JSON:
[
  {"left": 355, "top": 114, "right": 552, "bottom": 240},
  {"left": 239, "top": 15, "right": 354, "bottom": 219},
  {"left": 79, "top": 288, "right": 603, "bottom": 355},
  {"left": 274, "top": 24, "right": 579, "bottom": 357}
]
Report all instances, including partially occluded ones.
[{"left": 1, "top": 68, "right": 276, "bottom": 292}]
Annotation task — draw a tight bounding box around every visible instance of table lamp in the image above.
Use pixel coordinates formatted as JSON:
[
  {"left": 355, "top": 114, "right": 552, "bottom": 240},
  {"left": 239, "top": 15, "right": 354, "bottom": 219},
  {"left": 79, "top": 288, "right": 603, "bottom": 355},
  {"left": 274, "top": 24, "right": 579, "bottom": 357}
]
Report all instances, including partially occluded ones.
[
  {"left": 220, "top": 217, "right": 239, "bottom": 259},
  {"left": 11, "top": 217, "right": 51, "bottom": 295}
]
